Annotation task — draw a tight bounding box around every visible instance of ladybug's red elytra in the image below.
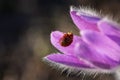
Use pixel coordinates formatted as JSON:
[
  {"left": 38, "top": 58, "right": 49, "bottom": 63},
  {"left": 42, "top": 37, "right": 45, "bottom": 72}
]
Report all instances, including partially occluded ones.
[{"left": 59, "top": 32, "right": 73, "bottom": 47}]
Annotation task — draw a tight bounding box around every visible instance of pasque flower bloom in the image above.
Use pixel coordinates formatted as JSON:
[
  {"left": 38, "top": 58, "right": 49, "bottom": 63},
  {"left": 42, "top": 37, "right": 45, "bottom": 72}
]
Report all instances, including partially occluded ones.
[{"left": 44, "top": 7, "right": 120, "bottom": 74}]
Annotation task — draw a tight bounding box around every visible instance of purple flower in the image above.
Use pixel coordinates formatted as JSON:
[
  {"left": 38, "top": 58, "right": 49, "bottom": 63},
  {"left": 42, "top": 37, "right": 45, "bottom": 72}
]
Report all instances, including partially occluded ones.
[{"left": 44, "top": 7, "right": 120, "bottom": 74}]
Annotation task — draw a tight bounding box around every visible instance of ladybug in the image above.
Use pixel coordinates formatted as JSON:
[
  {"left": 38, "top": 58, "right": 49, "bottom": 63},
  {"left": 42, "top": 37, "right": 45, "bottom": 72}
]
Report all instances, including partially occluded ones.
[{"left": 59, "top": 32, "right": 73, "bottom": 47}]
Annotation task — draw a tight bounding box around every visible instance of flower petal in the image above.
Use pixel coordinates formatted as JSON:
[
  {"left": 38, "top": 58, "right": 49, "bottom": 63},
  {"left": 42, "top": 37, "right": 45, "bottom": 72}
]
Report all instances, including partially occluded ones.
[
  {"left": 107, "top": 35, "right": 120, "bottom": 46},
  {"left": 80, "top": 14, "right": 100, "bottom": 23},
  {"left": 98, "top": 20, "right": 120, "bottom": 37},
  {"left": 51, "top": 31, "right": 81, "bottom": 55},
  {"left": 81, "top": 30, "right": 120, "bottom": 62},
  {"left": 44, "top": 53, "right": 95, "bottom": 68},
  {"left": 98, "top": 20, "right": 120, "bottom": 46},
  {"left": 74, "top": 42, "right": 118, "bottom": 69},
  {"left": 70, "top": 7, "right": 99, "bottom": 31}
]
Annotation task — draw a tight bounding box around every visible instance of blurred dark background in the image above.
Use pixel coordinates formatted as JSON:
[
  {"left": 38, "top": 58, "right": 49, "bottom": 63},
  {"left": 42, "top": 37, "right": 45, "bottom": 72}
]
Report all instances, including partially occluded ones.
[{"left": 0, "top": 0, "right": 120, "bottom": 80}]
